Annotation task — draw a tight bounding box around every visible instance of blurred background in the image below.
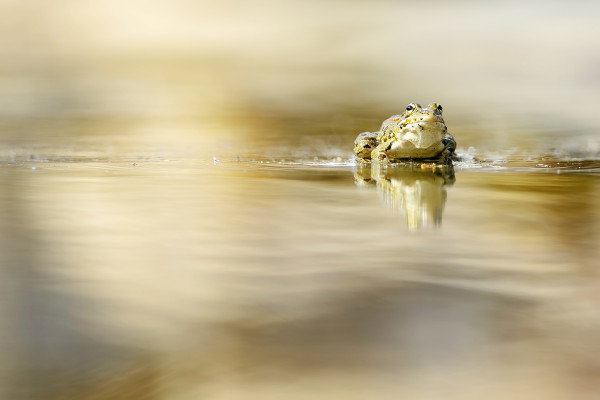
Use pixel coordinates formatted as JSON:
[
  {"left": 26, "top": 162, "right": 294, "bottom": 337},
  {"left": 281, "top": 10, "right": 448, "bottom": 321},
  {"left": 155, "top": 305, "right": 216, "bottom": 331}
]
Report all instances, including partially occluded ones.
[
  {"left": 1, "top": 1, "right": 600, "bottom": 399},
  {"left": 1, "top": 0, "right": 600, "bottom": 154}
]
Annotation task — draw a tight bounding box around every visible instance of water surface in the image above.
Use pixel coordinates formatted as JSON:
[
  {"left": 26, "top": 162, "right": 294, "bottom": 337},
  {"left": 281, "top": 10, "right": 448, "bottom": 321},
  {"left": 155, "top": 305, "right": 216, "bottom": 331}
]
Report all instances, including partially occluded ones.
[{"left": 1, "top": 126, "right": 599, "bottom": 399}]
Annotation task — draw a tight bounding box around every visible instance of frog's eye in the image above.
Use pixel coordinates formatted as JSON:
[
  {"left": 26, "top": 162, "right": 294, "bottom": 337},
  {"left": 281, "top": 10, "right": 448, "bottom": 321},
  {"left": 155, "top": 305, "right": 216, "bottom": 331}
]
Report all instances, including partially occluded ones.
[
  {"left": 406, "top": 103, "right": 419, "bottom": 112},
  {"left": 429, "top": 103, "right": 443, "bottom": 114}
]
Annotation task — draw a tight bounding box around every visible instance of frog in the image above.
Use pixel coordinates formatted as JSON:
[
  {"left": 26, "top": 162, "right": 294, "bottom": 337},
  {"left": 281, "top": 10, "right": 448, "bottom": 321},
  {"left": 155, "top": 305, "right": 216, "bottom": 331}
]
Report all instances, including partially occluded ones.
[{"left": 354, "top": 103, "right": 455, "bottom": 163}]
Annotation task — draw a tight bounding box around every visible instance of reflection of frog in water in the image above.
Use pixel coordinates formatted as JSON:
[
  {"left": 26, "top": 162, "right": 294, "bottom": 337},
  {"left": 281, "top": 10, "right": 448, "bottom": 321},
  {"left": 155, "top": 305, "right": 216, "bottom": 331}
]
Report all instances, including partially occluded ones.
[
  {"left": 355, "top": 163, "right": 455, "bottom": 230},
  {"left": 354, "top": 103, "right": 455, "bottom": 163}
]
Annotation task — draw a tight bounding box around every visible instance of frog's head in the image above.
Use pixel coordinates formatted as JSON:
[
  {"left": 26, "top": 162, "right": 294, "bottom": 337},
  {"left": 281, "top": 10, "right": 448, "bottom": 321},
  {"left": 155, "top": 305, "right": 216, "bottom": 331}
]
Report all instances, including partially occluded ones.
[
  {"left": 379, "top": 103, "right": 446, "bottom": 134},
  {"left": 399, "top": 103, "right": 445, "bottom": 125},
  {"left": 377, "top": 102, "right": 449, "bottom": 160}
]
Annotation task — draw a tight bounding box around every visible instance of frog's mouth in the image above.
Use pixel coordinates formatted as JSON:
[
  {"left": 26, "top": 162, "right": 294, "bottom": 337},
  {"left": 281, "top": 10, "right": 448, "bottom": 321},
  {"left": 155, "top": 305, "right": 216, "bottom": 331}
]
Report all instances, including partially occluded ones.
[
  {"left": 401, "top": 121, "right": 447, "bottom": 135},
  {"left": 403, "top": 114, "right": 445, "bottom": 126},
  {"left": 404, "top": 121, "right": 444, "bottom": 129}
]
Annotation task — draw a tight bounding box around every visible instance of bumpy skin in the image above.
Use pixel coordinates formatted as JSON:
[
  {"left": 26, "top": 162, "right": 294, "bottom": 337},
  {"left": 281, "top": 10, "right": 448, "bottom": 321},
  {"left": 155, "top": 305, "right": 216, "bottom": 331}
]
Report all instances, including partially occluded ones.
[
  {"left": 354, "top": 103, "right": 456, "bottom": 163},
  {"left": 353, "top": 132, "right": 379, "bottom": 159}
]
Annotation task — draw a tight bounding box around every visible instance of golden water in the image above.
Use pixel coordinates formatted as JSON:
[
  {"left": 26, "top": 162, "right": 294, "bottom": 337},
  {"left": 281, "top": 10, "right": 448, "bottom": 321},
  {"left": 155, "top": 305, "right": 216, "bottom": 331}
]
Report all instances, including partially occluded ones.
[{"left": 1, "top": 118, "right": 599, "bottom": 399}]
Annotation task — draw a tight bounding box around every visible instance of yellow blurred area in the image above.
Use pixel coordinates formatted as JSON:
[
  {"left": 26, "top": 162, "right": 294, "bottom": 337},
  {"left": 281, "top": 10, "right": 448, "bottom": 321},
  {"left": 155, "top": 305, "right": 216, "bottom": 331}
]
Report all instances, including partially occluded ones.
[{"left": 1, "top": 0, "right": 599, "bottom": 137}]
